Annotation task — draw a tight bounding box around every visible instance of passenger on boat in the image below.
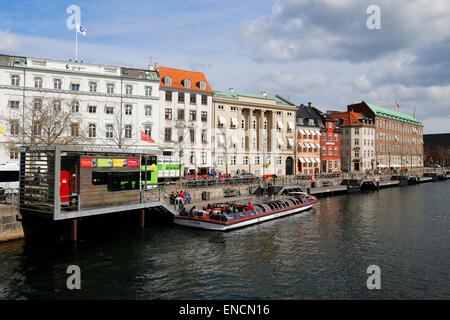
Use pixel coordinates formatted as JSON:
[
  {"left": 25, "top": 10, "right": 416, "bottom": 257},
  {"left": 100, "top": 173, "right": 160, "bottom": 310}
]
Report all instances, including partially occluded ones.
[
  {"left": 246, "top": 202, "right": 254, "bottom": 215},
  {"left": 179, "top": 191, "right": 186, "bottom": 204},
  {"left": 184, "top": 190, "right": 192, "bottom": 203},
  {"left": 189, "top": 206, "right": 197, "bottom": 216},
  {"left": 170, "top": 191, "right": 176, "bottom": 204},
  {"left": 179, "top": 207, "right": 188, "bottom": 216}
]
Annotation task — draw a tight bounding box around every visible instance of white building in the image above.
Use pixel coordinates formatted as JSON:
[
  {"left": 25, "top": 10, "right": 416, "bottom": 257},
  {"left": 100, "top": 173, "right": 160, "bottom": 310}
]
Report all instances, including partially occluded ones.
[{"left": 0, "top": 54, "right": 160, "bottom": 167}]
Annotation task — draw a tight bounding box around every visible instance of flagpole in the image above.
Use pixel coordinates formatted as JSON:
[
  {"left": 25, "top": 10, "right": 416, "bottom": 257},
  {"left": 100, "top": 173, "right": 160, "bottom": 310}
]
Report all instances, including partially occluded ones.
[{"left": 75, "top": 27, "right": 78, "bottom": 61}]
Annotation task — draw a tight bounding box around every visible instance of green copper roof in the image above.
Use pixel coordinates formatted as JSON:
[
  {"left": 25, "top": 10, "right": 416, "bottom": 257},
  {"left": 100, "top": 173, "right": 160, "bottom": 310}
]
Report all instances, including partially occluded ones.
[
  {"left": 214, "top": 90, "right": 290, "bottom": 106},
  {"left": 366, "top": 103, "right": 422, "bottom": 126}
]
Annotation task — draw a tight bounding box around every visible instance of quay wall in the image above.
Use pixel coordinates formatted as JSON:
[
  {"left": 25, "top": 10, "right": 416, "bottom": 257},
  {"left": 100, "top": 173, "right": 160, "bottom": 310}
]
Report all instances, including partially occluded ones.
[{"left": 0, "top": 205, "right": 23, "bottom": 242}]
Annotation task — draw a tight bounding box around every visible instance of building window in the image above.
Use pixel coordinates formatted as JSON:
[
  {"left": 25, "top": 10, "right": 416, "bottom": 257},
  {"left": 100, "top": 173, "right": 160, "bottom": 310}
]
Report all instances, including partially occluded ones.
[
  {"left": 252, "top": 137, "right": 257, "bottom": 149},
  {"left": 243, "top": 156, "right": 249, "bottom": 166},
  {"left": 10, "top": 120, "right": 19, "bottom": 135},
  {"left": 189, "top": 110, "right": 196, "bottom": 121},
  {"left": 32, "top": 122, "right": 41, "bottom": 136},
  {"left": 71, "top": 101, "right": 80, "bottom": 113},
  {"left": 125, "top": 85, "right": 133, "bottom": 95},
  {"left": 9, "top": 100, "right": 20, "bottom": 109},
  {"left": 177, "top": 109, "right": 185, "bottom": 120},
  {"left": 276, "top": 111, "right": 282, "bottom": 116},
  {"left": 165, "top": 91, "right": 172, "bottom": 101},
  {"left": 105, "top": 124, "right": 114, "bottom": 139},
  {"left": 328, "top": 133, "right": 332, "bottom": 141},
  {"left": 178, "top": 92, "right": 185, "bottom": 103},
  {"left": 190, "top": 93, "right": 196, "bottom": 104},
  {"left": 264, "top": 120, "right": 267, "bottom": 130},
  {"left": 88, "top": 124, "right": 96, "bottom": 138},
  {"left": 334, "top": 147, "right": 338, "bottom": 156},
  {"left": 34, "top": 77, "right": 43, "bottom": 88},
  {"left": 165, "top": 108, "right": 172, "bottom": 120},
  {"left": 107, "top": 84, "right": 115, "bottom": 94},
  {"left": 11, "top": 75, "right": 20, "bottom": 86},
  {"left": 277, "top": 156, "right": 282, "bottom": 165},
  {"left": 125, "top": 104, "right": 132, "bottom": 115},
  {"left": 230, "top": 155, "right": 236, "bottom": 166},
  {"left": 164, "top": 76, "right": 172, "bottom": 86},
  {"left": 144, "top": 125, "right": 152, "bottom": 138},
  {"left": 201, "top": 111, "right": 207, "bottom": 122},
  {"left": 217, "top": 135, "right": 225, "bottom": 148},
  {"left": 190, "top": 152, "right": 195, "bottom": 164},
  {"left": 9, "top": 149, "right": 19, "bottom": 160},
  {"left": 145, "top": 86, "right": 152, "bottom": 96},
  {"left": 354, "top": 128, "right": 359, "bottom": 134},
  {"left": 334, "top": 134, "right": 338, "bottom": 141},
  {"left": 145, "top": 105, "right": 152, "bottom": 116},
  {"left": 201, "top": 95, "right": 207, "bottom": 105},
  {"left": 71, "top": 123, "right": 79, "bottom": 137},
  {"left": 71, "top": 83, "right": 80, "bottom": 91},
  {"left": 254, "top": 156, "right": 260, "bottom": 165},
  {"left": 190, "top": 129, "right": 195, "bottom": 143},
  {"left": 328, "top": 146, "right": 332, "bottom": 155},
  {"left": 184, "top": 79, "right": 191, "bottom": 88},
  {"left": 241, "top": 119, "right": 245, "bottom": 129},
  {"left": 253, "top": 120, "right": 256, "bottom": 130},
  {"left": 355, "top": 139, "right": 359, "bottom": 146},
  {"left": 201, "top": 152, "right": 207, "bottom": 165},
  {"left": 33, "top": 99, "right": 42, "bottom": 110},
  {"left": 105, "top": 106, "right": 114, "bottom": 114},
  {"left": 218, "top": 105, "right": 224, "bottom": 110},
  {"left": 54, "top": 79, "right": 62, "bottom": 90},
  {"left": 322, "top": 146, "right": 326, "bottom": 155},
  {"left": 199, "top": 81, "right": 206, "bottom": 90},
  {"left": 355, "top": 149, "right": 359, "bottom": 157},
  {"left": 88, "top": 105, "right": 97, "bottom": 114},
  {"left": 201, "top": 130, "right": 207, "bottom": 143},
  {"left": 89, "top": 82, "right": 97, "bottom": 92},
  {"left": 125, "top": 125, "right": 132, "bottom": 139},
  {"left": 164, "top": 128, "right": 172, "bottom": 141},
  {"left": 217, "top": 155, "right": 224, "bottom": 166}
]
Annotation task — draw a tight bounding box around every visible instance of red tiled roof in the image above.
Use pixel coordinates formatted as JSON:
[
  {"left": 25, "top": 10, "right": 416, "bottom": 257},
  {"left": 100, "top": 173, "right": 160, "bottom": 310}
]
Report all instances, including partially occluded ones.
[
  {"left": 328, "top": 111, "right": 364, "bottom": 127},
  {"left": 159, "top": 67, "right": 213, "bottom": 93}
]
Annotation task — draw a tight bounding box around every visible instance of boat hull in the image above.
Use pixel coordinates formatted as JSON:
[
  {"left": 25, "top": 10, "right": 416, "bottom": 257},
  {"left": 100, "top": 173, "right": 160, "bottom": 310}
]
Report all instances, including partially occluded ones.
[{"left": 173, "top": 201, "right": 314, "bottom": 231}]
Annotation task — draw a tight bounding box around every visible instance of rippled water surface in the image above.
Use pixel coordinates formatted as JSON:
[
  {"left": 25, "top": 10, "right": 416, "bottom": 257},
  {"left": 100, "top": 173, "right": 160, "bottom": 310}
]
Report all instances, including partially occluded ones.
[{"left": 1, "top": 181, "right": 449, "bottom": 299}]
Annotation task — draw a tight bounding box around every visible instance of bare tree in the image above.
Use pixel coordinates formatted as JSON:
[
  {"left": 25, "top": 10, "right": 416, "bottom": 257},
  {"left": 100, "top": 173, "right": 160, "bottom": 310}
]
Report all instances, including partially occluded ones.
[
  {"left": 99, "top": 106, "right": 136, "bottom": 149},
  {"left": 0, "top": 96, "right": 89, "bottom": 153}
]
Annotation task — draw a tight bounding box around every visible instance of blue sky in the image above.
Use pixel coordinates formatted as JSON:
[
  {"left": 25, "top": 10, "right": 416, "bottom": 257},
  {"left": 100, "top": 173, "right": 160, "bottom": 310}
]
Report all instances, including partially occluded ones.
[{"left": 1, "top": 0, "right": 449, "bottom": 133}]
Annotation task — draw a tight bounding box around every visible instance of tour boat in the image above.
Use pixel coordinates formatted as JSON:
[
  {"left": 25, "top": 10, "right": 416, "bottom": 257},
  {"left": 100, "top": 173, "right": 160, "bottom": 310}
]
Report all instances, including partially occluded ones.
[{"left": 173, "top": 192, "right": 317, "bottom": 231}]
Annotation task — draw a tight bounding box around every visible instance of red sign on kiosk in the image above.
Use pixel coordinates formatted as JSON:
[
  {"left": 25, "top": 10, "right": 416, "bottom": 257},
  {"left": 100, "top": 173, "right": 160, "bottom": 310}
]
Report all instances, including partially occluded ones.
[{"left": 80, "top": 158, "right": 95, "bottom": 168}]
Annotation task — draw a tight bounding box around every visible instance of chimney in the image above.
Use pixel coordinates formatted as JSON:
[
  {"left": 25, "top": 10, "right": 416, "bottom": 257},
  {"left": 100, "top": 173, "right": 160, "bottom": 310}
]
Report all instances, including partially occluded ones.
[
  {"left": 308, "top": 102, "right": 312, "bottom": 107},
  {"left": 154, "top": 61, "right": 160, "bottom": 71}
]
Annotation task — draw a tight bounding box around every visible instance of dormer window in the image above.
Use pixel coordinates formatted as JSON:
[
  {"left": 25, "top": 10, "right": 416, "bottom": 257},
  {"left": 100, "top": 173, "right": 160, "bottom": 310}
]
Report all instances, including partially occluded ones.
[
  {"left": 199, "top": 81, "right": 206, "bottom": 90},
  {"left": 164, "top": 76, "right": 172, "bottom": 86},
  {"left": 183, "top": 79, "right": 191, "bottom": 88}
]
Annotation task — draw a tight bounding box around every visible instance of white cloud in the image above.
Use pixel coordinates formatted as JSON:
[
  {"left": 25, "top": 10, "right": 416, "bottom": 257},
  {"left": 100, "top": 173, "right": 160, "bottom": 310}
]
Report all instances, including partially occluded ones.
[{"left": 0, "top": 29, "right": 21, "bottom": 53}]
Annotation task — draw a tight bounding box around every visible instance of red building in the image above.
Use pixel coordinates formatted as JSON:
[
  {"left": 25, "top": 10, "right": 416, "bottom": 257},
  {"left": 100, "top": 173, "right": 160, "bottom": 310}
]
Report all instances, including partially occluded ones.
[{"left": 320, "top": 116, "right": 341, "bottom": 173}]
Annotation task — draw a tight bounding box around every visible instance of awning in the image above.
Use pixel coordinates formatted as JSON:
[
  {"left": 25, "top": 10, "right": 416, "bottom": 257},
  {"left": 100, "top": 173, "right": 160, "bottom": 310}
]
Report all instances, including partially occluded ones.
[
  {"left": 288, "top": 138, "right": 294, "bottom": 146},
  {"left": 218, "top": 116, "right": 226, "bottom": 124},
  {"left": 315, "top": 130, "right": 321, "bottom": 136},
  {"left": 305, "top": 130, "right": 312, "bottom": 135},
  {"left": 311, "top": 130, "right": 317, "bottom": 136},
  {"left": 277, "top": 137, "right": 283, "bottom": 146},
  {"left": 315, "top": 158, "right": 321, "bottom": 163},
  {"left": 315, "top": 143, "right": 321, "bottom": 148},
  {"left": 8, "top": 96, "right": 21, "bottom": 102},
  {"left": 231, "top": 117, "right": 238, "bottom": 126},
  {"left": 288, "top": 122, "right": 294, "bottom": 129},
  {"left": 88, "top": 101, "right": 97, "bottom": 106},
  {"left": 299, "top": 158, "right": 305, "bottom": 163},
  {"left": 310, "top": 158, "right": 316, "bottom": 163},
  {"left": 105, "top": 102, "right": 115, "bottom": 108},
  {"left": 305, "top": 158, "right": 311, "bottom": 163},
  {"left": 277, "top": 120, "right": 284, "bottom": 129},
  {"left": 299, "top": 129, "right": 306, "bottom": 135},
  {"left": 70, "top": 79, "right": 81, "bottom": 85}
]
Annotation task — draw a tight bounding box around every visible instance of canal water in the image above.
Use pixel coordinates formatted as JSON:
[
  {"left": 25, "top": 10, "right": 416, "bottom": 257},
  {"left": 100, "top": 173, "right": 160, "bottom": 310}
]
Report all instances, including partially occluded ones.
[{"left": 0, "top": 180, "right": 449, "bottom": 300}]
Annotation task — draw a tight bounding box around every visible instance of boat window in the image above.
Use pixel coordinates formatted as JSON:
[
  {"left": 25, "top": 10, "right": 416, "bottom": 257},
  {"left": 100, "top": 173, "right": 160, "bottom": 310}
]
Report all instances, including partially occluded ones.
[
  {"left": 292, "top": 198, "right": 300, "bottom": 205},
  {"left": 254, "top": 205, "right": 262, "bottom": 214},
  {"left": 262, "top": 204, "right": 271, "bottom": 212},
  {"left": 286, "top": 200, "right": 294, "bottom": 207}
]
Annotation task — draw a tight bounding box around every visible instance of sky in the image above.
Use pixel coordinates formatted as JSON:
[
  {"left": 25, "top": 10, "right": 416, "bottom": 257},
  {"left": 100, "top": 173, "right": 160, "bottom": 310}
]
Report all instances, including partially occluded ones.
[{"left": 0, "top": 0, "right": 449, "bottom": 133}]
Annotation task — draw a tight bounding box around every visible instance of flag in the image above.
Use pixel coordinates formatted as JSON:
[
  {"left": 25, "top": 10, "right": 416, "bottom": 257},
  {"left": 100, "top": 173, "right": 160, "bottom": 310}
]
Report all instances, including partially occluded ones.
[
  {"left": 396, "top": 100, "right": 400, "bottom": 109},
  {"left": 141, "top": 131, "right": 155, "bottom": 143},
  {"left": 0, "top": 124, "right": 5, "bottom": 135},
  {"left": 76, "top": 24, "right": 87, "bottom": 36}
]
